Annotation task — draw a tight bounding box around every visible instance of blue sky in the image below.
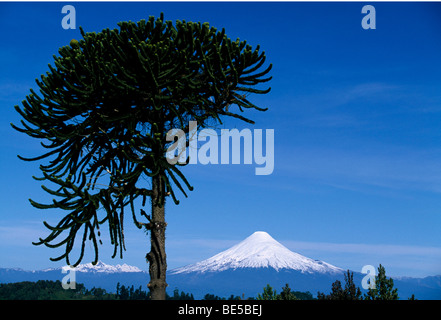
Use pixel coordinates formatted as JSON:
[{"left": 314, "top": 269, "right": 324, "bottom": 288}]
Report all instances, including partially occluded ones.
[{"left": 1, "top": 2, "right": 441, "bottom": 279}]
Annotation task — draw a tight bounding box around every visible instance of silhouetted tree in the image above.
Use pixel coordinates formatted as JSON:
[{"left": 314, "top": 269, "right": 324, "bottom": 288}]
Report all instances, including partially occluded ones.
[
  {"left": 343, "top": 270, "right": 362, "bottom": 300},
  {"left": 203, "top": 293, "right": 225, "bottom": 300},
  {"left": 364, "top": 264, "right": 399, "bottom": 300},
  {"left": 278, "top": 283, "right": 299, "bottom": 300},
  {"left": 257, "top": 284, "right": 278, "bottom": 300},
  {"left": 168, "top": 288, "right": 194, "bottom": 300},
  {"left": 318, "top": 270, "right": 362, "bottom": 300}
]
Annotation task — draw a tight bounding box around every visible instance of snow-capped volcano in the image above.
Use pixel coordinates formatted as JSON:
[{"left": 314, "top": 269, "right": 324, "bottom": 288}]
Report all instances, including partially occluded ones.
[{"left": 170, "top": 231, "right": 343, "bottom": 274}]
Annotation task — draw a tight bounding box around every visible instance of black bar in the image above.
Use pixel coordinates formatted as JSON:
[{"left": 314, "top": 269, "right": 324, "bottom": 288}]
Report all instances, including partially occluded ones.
[{"left": 1, "top": 300, "right": 439, "bottom": 318}]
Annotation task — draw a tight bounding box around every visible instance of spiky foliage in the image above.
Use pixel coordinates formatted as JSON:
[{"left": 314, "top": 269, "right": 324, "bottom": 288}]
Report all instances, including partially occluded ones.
[{"left": 11, "top": 13, "right": 271, "bottom": 299}]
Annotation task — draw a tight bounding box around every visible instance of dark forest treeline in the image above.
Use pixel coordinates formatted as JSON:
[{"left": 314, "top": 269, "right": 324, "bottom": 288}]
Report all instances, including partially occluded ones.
[
  {"left": 0, "top": 281, "right": 193, "bottom": 300},
  {"left": 0, "top": 280, "right": 313, "bottom": 300},
  {"left": 0, "top": 280, "right": 110, "bottom": 300}
]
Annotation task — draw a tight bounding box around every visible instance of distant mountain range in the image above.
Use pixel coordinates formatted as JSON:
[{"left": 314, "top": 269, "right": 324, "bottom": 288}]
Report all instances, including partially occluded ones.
[
  {"left": 1, "top": 231, "right": 441, "bottom": 299},
  {"left": 0, "top": 261, "right": 148, "bottom": 293},
  {"left": 42, "top": 261, "right": 143, "bottom": 273}
]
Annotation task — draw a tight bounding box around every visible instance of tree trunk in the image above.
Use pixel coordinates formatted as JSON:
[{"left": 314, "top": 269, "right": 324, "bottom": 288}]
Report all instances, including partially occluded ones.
[{"left": 146, "top": 175, "right": 167, "bottom": 300}]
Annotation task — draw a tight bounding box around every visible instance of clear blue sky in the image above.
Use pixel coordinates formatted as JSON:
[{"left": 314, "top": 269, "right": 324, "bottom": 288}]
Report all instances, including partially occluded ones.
[{"left": 1, "top": 2, "right": 441, "bottom": 278}]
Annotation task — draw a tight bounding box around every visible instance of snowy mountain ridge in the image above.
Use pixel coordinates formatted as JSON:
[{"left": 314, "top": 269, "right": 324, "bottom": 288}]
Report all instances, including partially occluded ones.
[
  {"left": 170, "top": 231, "right": 344, "bottom": 274},
  {"left": 42, "top": 260, "right": 143, "bottom": 273}
]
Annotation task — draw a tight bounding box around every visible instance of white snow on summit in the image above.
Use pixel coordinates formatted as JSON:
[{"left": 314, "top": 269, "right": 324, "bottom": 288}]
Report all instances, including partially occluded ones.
[
  {"left": 170, "top": 231, "right": 343, "bottom": 274},
  {"left": 77, "top": 261, "right": 143, "bottom": 273},
  {"left": 45, "top": 261, "right": 143, "bottom": 273}
]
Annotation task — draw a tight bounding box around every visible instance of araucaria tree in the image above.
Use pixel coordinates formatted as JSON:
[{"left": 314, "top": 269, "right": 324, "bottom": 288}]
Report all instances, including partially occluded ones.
[{"left": 11, "top": 14, "right": 272, "bottom": 300}]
